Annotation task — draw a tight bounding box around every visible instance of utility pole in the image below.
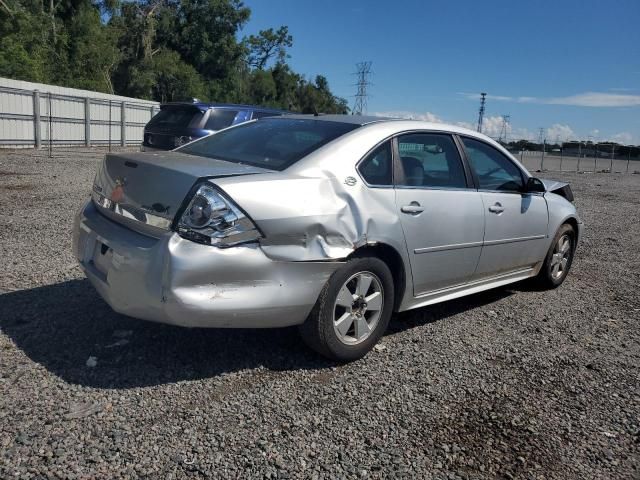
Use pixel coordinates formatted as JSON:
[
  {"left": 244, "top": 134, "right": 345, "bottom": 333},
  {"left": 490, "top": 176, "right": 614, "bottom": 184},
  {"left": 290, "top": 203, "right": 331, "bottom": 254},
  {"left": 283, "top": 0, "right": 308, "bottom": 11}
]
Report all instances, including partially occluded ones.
[
  {"left": 476, "top": 93, "right": 486, "bottom": 133},
  {"left": 352, "top": 61, "right": 372, "bottom": 115},
  {"left": 497, "top": 114, "right": 510, "bottom": 143}
]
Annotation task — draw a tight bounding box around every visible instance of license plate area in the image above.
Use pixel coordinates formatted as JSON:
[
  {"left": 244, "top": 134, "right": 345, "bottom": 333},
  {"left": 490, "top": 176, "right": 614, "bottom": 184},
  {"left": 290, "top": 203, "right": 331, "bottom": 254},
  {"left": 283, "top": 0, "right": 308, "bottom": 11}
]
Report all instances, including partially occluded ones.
[{"left": 91, "top": 241, "right": 113, "bottom": 276}]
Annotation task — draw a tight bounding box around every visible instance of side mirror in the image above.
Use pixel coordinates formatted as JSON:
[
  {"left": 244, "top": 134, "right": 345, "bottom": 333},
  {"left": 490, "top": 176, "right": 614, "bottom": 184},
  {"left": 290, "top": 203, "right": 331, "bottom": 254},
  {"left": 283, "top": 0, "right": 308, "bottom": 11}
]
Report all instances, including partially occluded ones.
[{"left": 525, "top": 177, "right": 546, "bottom": 193}]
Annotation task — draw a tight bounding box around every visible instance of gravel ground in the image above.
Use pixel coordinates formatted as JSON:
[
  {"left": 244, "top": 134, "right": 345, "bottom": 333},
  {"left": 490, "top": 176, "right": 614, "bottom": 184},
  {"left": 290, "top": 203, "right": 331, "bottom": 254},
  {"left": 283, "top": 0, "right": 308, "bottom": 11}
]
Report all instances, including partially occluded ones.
[{"left": 0, "top": 148, "right": 638, "bottom": 479}]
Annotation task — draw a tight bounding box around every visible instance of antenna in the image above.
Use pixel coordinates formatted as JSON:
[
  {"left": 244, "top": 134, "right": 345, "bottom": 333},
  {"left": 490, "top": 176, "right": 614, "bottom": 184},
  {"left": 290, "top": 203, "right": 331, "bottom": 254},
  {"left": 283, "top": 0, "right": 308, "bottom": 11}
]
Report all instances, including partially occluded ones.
[
  {"left": 352, "top": 61, "right": 372, "bottom": 115},
  {"left": 538, "top": 127, "right": 545, "bottom": 145},
  {"left": 497, "top": 114, "right": 510, "bottom": 143},
  {"left": 477, "top": 93, "right": 487, "bottom": 133}
]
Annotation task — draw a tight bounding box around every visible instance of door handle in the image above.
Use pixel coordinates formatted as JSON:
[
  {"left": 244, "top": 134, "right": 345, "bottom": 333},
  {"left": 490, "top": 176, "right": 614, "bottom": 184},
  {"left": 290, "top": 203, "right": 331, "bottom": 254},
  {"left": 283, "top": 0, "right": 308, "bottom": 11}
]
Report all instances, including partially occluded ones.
[
  {"left": 488, "top": 202, "right": 504, "bottom": 214},
  {"left": 401, "top": 202, "right": 424, "bottom": 214}
]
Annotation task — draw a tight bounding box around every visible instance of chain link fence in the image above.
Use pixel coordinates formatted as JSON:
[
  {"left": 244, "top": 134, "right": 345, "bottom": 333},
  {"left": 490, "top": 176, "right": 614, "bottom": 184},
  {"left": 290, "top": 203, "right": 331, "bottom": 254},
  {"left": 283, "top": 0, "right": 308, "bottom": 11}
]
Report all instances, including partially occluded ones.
[{"left": 515, "top": 147, "right": 640, "bottom": 174}]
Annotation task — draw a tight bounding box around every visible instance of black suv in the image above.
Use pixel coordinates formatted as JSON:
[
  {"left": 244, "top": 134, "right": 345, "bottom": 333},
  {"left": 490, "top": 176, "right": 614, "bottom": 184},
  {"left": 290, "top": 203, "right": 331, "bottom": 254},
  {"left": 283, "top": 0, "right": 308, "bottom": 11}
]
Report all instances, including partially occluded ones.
[{"left": 142, "top": 102, "right": 287, "bottom": 151}]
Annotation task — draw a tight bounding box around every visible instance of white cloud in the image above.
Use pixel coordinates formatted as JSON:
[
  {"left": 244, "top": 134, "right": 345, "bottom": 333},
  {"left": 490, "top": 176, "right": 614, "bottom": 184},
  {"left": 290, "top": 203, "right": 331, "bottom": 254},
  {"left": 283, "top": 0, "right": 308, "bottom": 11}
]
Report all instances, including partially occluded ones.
[
  {"left": 611, "top": 132, "right": 633, "bottom": 144},
  {"left": 460, "top": 91, "right": 640, "bottom": 107},
  {"left": 454, "top": 120, "right": 475, "bottom": 130},
  {"left": 546, "top": 124, "right": 575, "bottom": 142},
  {"left": 459, "top": 93, "right": 514, "bottom": 102},
  {"left": 513, "top": 127, "right": 535, "bottom": 141},
  {"left": 477, "top": 115, "right": 508, "bottom": 138},
  {"left": 374, "top": 111, "right": 507, "bottom": 136},
  {"left": 546, "top": 93, "right": 640, "bottom": 107},
  {"left": 374, "top": 111, "right": 534, "bottom": 141},
  {"left": 372, "top": 110, "right": 637, "bottom": 144},
  {"left": 374, "top": 110, "right": 444, "bottom": 123}
]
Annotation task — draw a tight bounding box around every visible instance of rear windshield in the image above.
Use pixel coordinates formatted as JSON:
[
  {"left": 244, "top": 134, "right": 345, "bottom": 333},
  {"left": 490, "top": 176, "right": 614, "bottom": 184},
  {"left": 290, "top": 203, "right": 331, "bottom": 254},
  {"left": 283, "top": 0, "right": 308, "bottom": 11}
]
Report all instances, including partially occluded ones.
[
  {"left": 147, "top": 106, "right": 202, "bottom": 128},
  {"left": 177, "top": 118, "right": 360, "bottom": 170}
]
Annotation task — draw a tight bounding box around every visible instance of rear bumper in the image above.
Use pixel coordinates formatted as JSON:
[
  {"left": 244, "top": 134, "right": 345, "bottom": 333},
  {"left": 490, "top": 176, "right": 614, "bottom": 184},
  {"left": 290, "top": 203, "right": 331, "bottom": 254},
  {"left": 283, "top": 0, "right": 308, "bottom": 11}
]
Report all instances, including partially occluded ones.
[{"left": 73, "top": 200, "right": 339, "bottom": 328}]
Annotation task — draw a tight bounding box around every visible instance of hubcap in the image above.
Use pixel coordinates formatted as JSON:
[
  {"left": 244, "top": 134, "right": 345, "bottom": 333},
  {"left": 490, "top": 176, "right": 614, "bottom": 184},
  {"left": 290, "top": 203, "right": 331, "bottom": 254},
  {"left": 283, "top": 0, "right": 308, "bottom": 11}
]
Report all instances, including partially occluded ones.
[
  {"left": 333, "top": 271, "right": 384, "bottom": 345},
  {"left": 550, "top": 234, "right": 572, "bottom": 280}
]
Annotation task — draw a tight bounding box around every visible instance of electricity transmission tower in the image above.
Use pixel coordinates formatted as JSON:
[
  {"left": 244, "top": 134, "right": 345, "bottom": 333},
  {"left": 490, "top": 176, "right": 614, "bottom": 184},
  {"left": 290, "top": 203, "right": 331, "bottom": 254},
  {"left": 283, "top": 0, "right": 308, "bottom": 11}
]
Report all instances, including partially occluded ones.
[
  {"left": 497, "top": 114, "right": 511, "bottom": 143},
  {"left": 477, "top": 93, "right": 487, "bottom": 133},
  {"left": 352, "top": 61, "right": 372, "bottom": 115}
]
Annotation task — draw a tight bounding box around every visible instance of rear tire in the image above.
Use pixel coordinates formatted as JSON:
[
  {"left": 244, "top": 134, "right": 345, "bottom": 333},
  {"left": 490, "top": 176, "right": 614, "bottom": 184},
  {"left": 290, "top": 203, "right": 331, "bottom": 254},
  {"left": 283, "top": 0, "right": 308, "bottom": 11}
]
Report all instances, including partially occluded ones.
[
  {"left": 299, "top": 256, "right": 394, "bottom": 362},
  {"left": 535, "top": 223, "right": 576, "bottom": 289}
]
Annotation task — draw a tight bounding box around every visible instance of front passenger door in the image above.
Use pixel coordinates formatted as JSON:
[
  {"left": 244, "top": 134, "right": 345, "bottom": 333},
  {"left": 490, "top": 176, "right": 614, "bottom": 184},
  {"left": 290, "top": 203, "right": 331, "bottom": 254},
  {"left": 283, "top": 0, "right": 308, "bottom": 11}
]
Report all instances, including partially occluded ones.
[{"left": 461, "top": 137, "right": 548, "bottom": 278}]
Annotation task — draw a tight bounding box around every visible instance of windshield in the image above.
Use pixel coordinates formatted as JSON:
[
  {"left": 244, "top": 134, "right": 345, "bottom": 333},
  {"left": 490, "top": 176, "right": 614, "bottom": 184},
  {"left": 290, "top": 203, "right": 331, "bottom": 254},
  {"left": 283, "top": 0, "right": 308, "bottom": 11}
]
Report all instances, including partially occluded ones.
[
  {"left": 177, "top": 118, "right": 360, "bottom": 170},
  {"left": 147, "top": 106, "right": 202, "bottom": 128}
]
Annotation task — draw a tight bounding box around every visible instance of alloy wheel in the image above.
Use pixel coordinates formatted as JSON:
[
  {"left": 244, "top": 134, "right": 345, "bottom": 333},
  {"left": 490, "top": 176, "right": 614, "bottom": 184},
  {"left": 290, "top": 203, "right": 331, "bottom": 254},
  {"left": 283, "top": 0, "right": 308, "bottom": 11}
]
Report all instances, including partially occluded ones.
[
  {"left": 550, "top": 234, "right": 572, "bottom": 280},
  {"left": 333, "top": 271, "right": 384, "bottom": 345}
]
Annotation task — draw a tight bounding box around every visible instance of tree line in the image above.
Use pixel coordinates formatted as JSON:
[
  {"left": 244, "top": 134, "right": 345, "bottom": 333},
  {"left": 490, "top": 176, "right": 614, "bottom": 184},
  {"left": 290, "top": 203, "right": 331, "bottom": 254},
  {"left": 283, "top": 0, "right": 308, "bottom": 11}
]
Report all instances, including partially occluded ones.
[{"left": 0, "top": 0, "right": 349, "bottom": 113}]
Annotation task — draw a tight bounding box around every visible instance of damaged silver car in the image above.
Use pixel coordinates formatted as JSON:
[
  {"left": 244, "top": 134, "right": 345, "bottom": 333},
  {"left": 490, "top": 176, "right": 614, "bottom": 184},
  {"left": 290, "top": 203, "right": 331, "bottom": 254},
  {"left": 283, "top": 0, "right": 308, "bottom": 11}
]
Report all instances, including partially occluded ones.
[{"left": 73, "top": 115, "right": 582, "bottom": 360}]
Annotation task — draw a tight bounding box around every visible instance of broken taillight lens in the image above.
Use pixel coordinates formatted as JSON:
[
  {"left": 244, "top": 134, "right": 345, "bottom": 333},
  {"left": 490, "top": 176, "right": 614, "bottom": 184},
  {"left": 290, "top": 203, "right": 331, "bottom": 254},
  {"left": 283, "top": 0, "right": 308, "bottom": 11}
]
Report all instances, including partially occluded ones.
[{"left": 176, "top": 183, "right": 261, "bottom": 247}]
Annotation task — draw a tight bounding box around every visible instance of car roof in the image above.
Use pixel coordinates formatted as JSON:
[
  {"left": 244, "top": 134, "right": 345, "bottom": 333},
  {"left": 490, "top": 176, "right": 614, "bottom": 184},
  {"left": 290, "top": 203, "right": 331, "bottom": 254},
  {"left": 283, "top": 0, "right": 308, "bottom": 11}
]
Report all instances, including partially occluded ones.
[
  {"left": 266, "top": 114, "right": 485, "bottom": 139},
  {"left": 282, "top": 116, "right": 524, "bottom": 175},
  {"left": 161, "top": 102, "right": 287, "bottom": 113},
  {"left": 274, "top": 114, "right": 393, "bottom": 125}
]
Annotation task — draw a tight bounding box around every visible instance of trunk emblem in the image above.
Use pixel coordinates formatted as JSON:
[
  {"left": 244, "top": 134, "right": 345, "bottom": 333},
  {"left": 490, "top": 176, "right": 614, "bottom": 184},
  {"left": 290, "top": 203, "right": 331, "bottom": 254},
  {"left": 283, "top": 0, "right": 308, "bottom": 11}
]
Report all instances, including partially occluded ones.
[{"left": 110, "top": 177, "right": 127, "bottom": 203}]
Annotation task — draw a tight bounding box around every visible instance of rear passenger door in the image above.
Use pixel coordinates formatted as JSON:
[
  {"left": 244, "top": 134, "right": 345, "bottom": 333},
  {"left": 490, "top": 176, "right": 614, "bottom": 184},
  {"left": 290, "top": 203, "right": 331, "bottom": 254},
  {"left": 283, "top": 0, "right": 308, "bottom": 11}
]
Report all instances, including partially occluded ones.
[
  {"left": 393, "top": 132, "right": 485, "bottom": 295},
  {"left": 460, "top": 137, "right": 548, "bottom": 278}
]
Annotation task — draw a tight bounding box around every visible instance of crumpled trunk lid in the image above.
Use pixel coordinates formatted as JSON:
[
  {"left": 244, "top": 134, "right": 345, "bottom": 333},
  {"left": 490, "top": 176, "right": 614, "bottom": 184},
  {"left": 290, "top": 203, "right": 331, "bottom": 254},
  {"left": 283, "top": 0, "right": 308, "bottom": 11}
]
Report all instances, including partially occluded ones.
[{"left": 92, "top": 151, "right": 269, "bottom": 234}]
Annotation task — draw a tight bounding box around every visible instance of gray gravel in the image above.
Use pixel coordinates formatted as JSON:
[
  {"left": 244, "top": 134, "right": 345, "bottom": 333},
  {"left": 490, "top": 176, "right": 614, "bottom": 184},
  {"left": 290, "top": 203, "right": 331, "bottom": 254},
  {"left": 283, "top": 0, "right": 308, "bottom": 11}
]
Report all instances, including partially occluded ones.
[{"left": 1, "top": 148, "right": 639, "bottom": 479}]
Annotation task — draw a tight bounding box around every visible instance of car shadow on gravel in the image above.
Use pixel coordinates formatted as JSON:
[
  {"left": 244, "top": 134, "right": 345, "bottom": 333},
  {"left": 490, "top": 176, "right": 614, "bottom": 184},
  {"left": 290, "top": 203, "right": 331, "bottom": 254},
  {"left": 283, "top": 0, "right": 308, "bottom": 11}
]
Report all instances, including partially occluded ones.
[
  {"left": 388, "top": 288, "right": 513, "bottom": 334},
  {"left": 1, "top": 279, "right": 512, "bottom": 389}
]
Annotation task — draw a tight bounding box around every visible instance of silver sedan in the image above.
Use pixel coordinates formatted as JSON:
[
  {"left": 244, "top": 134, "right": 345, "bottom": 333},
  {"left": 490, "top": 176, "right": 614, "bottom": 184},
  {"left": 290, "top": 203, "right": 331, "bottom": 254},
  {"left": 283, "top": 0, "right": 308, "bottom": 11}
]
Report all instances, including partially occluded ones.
[{"left": 73, "top": 115, "right": 582, "bottom": 360}]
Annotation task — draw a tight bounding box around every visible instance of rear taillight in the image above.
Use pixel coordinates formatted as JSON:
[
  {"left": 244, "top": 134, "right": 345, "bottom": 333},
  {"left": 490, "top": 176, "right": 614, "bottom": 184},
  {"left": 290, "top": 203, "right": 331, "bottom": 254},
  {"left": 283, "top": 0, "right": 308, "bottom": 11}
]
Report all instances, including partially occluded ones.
[
  {"left": 176, "top": 182, "right": 261, "bottom": 247},
  {"left": 174, "top": 136, "right": 193, "bottom": 147}
]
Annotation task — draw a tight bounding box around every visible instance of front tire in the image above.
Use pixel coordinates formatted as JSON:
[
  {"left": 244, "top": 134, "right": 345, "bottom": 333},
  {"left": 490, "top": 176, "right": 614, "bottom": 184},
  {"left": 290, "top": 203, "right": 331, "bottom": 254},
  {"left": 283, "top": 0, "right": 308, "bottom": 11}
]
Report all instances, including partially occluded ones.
[
  {"left": 536, "top": 223, "right": 576, "bottom": 288},
  {"left": 299, "top": 256, "right": 394, "bottom": 361}
]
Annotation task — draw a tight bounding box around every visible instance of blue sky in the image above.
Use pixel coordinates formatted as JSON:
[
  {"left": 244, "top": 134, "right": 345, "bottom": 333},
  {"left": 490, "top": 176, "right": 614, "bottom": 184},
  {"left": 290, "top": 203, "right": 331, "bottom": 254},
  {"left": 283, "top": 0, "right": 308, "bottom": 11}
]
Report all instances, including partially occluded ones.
[{"left": 241, "top": 0, "right": 640, "bottom": 144}]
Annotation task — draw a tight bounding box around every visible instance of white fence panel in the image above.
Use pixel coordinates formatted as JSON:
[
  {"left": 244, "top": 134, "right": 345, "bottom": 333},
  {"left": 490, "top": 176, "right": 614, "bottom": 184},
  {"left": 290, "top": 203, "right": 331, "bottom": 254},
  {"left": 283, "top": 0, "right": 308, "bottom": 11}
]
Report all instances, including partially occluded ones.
[{"left": 0, "top": 77, "right": 159, "bottom": 148}]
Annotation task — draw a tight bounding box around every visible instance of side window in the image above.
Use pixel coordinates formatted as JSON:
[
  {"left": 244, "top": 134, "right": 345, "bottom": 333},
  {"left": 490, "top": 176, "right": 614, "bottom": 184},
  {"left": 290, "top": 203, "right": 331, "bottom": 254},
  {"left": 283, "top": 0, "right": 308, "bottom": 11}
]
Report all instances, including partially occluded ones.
[
  {"left": 205, "top": 109, "right": 240, "bottom": 131},
  {"left": 461, "top": 137, "right": 524, "bottom": 191},
  {"left": 358, "top": 141, "right": 393, "bottom": 186},
  {"left": 252, "top": 111, "right": 280, "bottom": 119},
  {"left": 396, "top": 133, "right": 466, "bottom": 188}
]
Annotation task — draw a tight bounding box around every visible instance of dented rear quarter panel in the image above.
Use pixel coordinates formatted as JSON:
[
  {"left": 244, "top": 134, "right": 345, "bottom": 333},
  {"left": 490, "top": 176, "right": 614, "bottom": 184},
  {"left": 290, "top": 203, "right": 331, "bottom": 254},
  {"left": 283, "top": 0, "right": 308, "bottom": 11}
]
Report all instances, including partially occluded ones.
[{"left": 214, "top": 122, "right": 415, "bottom": 308}]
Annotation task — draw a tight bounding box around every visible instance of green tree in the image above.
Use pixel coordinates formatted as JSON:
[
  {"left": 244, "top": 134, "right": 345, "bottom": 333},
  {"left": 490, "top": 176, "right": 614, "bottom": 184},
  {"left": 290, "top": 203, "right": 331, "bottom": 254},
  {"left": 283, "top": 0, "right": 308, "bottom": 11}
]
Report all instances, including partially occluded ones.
[
  {"left": 0, "top": 0, "right": 57, "bottom": 82},
  {"left": 65, "top": 3, "right": 120, "bottom": 92},
  {"left": 245, "top": 26, "right": 292, "bottom": 70},
  {"left": 246, "top": 69, "right": 277, "bottom": 106},
  {"left": 171, "top": 0, "right": 250, "bottom": 80},
  {"left": 0, "top": 0, "right": 348, "bottom": 114}
]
